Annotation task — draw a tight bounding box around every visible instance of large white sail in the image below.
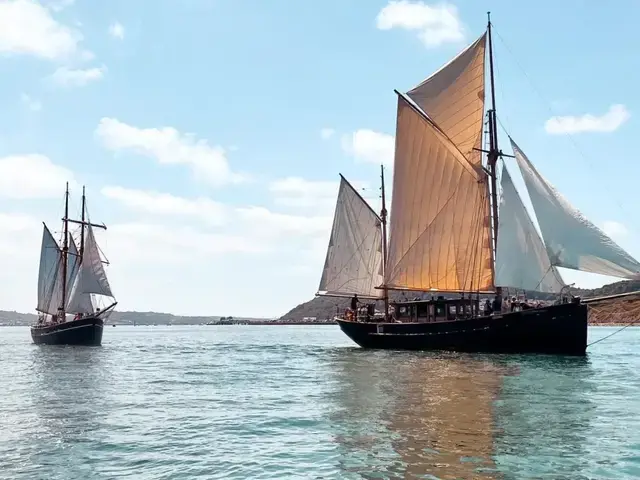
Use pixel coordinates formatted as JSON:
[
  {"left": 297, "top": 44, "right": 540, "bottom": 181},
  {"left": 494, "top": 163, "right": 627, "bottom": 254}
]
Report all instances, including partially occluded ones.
[
  {"left": 318, "top": 175, "right": 384, "bottom": 298},
  {"left": 67, "top": 223, "right": 114, "bottom": 314},
  {"left": 495, "top": 165, "right": 565, "bottom": 293},
  {"left": 511, "top": 139, "right": 640, "bottom": 279},
  {"left": 37, "top": 225, "right": 62, "bottom": 315}
]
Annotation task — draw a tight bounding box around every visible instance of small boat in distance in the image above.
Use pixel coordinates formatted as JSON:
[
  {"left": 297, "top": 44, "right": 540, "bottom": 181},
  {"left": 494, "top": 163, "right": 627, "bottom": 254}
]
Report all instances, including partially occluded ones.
[
  {"left": 316, "top": 13, "right": 640, "bottom": 356},
  {"left": 31, "top": 183, "right": 117, "bottom": 346}
]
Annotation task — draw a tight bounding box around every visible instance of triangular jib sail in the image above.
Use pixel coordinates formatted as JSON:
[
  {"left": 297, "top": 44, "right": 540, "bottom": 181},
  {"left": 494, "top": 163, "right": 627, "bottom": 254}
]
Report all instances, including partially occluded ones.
[
  {"left": 495, "top": 165, "right": 565, "bottom": 293},
  {"left": 67, "top": 223, "right": 115, "bottom": 314},
  {"left": 511, "top": 139, "right": 640, "bottom": 279},
  {"left": 318, "top": 175, "right": 384, "bottom": 299}
]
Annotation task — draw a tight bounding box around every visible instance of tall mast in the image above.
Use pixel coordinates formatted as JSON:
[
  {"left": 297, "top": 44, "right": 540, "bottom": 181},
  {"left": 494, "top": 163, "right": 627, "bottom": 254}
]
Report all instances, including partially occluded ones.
[
  {"left": 80, "top": 186, "right": 86, "bottom": 261},
  {"left": 380, "top": 164, "right": 390, "bottom": 321},
  {"left": 486, "top": 12, "right": 502, "bottom": 300},
  {"left": 60, "top": 182, "right": 70, "bottom": 314}
]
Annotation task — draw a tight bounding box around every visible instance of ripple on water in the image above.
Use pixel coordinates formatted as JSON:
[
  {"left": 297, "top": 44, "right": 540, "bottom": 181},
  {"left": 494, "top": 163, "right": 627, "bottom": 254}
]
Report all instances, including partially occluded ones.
[{"left": 0, "top": 325, "right": 640, "bottom": 479}]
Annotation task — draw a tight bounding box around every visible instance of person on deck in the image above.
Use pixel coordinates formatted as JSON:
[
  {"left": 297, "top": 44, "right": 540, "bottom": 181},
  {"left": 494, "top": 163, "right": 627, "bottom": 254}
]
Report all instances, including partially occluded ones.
[{"left": 350, "top": 294, "right": 359, "bottom": 313}]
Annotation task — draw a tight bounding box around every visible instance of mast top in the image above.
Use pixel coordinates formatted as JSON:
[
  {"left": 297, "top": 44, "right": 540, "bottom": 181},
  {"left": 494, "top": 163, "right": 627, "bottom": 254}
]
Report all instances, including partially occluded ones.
[{"left": 487, "top": 11, "right": 491, "bottom": 25}]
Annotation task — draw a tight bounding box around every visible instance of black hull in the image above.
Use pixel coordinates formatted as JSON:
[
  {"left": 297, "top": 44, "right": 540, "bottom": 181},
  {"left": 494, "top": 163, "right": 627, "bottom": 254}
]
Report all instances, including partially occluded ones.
[
  {"left": 337, "top": 302, "right": 588, "bottom": 356},
  {"left": 30, "top": 316, "right": 104, "bottom": 346}
]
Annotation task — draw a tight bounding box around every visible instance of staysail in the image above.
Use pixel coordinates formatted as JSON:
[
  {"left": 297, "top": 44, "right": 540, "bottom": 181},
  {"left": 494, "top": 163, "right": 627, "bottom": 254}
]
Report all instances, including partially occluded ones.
[
  {"left": 318, "top": 175, "right": 384, "bottom": 299},
  {"left": 406, "top": 33, "right": 487, "bottom": 165},
  {"left": 495, "top": 165, "right": 564, "bottom": 293},
  {"left": 67, "top": 223, "right": 114, "bottom": 314},
  {"left": 511, "top": 139, "right": 640, "bottom": 279},
  {"left": 384, "top": 94, "right": 494, "bottom": 293}
]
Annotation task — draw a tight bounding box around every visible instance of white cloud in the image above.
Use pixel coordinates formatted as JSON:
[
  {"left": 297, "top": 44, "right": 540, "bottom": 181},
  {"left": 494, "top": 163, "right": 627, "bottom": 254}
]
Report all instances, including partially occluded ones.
[
  {"left": 95, "top": 118, "right": 245, "bottom": 187},
  {"left": 43, "top": 0, "right": 75, "bottom": 12},
  {"left": 108, "top": 21, "right": 124, "bottom": 40},
  {"left": 104, "top": 223, "right": 267, "bottom": 265},
  {"left": 320, "top": 128, "right": 335, "bottom": 140},
  {"left": 341, "top": 129, "right": 395, "bottom": 167},
  {"left": 269, "top": 176, "right": 374, "bottom": 210},
  {"left": 50, "top": 65, "right": 106, "bottom": 87},
  {"left": 545, "top": 104, "right": 630, "bottom": 135},
  {"left": 376, "top": 1, "right": 465, "bottom": 47},
  {"left": 602, "top": 220, "right": 628, "bottom": 240},
  {"left": 269, "top": 177, "right": 339, "bottom": 208},
  {"left": 237, "top": 206, "right": 332, "bottom": 237},
  {"left": 100, "top": 184, "right": 330, "bottom": 240},
  {"left": 0, "top": 0, "right": 89, "bottom": 60},
  {"left": 101, "top": 186, "right": 227, "bottom": 226},
  {"left": 0, "top": 154, "right": 76, "bottom": 199},
  {"left": 20, "top": 93, "right": 42, "bottom": 111}
]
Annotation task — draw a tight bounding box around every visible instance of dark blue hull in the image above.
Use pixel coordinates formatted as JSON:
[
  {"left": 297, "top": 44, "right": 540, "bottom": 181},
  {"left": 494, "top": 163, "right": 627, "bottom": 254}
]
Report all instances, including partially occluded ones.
[
  {"left": 337, "top": 301, "right": 588, "bottom": 356},
  {"left": 30, "top": 316, "right": 104, "bottom": 346}
]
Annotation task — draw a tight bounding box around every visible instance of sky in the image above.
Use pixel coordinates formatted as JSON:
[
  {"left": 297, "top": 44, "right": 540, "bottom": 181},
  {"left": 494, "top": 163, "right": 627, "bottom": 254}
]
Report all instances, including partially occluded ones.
[{"left": 1, "top": 0, "right": 640, "bottom": 318}]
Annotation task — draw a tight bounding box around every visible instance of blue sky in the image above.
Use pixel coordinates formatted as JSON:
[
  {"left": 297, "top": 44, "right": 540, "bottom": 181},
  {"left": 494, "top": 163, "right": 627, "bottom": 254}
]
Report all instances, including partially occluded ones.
[{"left": 0, "top": 0, "right": 639, "bottom": 317}]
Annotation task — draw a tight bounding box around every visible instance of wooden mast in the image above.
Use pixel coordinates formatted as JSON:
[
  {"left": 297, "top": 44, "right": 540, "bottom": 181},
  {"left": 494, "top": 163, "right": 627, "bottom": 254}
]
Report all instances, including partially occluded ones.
[
  {"left": 486, "top": 12, "right": 502, "bottom": 303},
  {"left": 80, "top": 186, "right": 86, "bottom": 260},
  {"left": 60, "top": 182, "right": 70, "bottom": 317},
  {"left": 380, "top": 164, "right": 390, "bottom": 321}
]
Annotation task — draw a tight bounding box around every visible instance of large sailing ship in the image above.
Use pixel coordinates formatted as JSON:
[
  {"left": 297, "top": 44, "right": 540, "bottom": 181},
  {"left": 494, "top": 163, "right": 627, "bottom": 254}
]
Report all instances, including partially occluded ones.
[
  {"left": 317, "top": 14, "right": 640, "bottom": 356},
  {"left": 31, "top": 184, "right": 117, "bottom": 346}
]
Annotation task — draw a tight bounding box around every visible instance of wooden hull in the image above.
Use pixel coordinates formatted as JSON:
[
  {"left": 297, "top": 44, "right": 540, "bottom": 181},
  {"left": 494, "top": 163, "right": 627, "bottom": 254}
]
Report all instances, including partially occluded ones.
[
  {"left": 30, "top": 316, "right": 104, "bottom": 346},
  {"left": 336, "top": 301, "right": 588, "bottom": 356}
]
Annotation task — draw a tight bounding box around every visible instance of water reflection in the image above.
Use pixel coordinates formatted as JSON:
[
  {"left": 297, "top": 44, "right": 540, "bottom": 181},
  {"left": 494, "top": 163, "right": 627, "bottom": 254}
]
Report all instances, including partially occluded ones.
[{"left": 327, "top": 349, "right": 594, "bottom": 480}]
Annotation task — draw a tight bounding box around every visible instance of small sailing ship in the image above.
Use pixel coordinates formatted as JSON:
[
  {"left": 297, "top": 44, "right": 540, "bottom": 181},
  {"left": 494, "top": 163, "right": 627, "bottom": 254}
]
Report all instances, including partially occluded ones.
[
  {"left": 31, "top": 183, "right": 117, "bottom": 346},
  {"left": 317, "top": 14, "right": 640, "bottom": 356}
]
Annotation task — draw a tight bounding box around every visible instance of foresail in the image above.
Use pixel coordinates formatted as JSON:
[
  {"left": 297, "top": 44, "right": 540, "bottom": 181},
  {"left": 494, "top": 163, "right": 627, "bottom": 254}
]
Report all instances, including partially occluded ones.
[
  {"left": 66, "top": 235, "right": 80, "bottom": 304},
  {"left": 495, "top": 165, "right": 565, "bottom": 293},
  {"left": 67, "top": 224, "right": 114, "bottom": 313},
  {"left": 37, "top": 225, "right": 62, "bottom": 315},
  {"left": 318, "top": 175, "right": 384, "bottom": 298},
  {"left": 406, "top": 33, "right": 486, "bottom": 165},
  {"left": 511, "top": 139, "right": 640, "bottom": 279},
  {"left": 385, "top": 95, "right": 494, "bottom": 293}
]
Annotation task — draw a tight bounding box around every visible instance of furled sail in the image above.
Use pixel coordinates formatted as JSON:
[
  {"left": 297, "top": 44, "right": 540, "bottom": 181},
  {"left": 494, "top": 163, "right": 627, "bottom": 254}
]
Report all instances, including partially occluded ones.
[
  {"left": 37, "top": 225, "right": 62, "bottom": 315},
  {"left": 318, "top": 175, "right": 384, "bottom": 299},
  {"left": 406, "top": 33, "right": 486, "bottom": 165},
  {"left": 495, "top": 165, "right": 565, "bottom": 293},
  {"left": 67, "top": 224, "right": 114, "bottom": 313},
  {"left": 385, "top": 95, "right": 494, "bottom": 293},
  {"left": 511, "top": 139, "right": 640, "bottom": 279}
]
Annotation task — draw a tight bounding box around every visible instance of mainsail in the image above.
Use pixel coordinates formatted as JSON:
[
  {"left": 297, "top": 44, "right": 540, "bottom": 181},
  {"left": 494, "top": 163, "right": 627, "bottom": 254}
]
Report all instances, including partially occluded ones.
[
  {"left": 511, "top": 139, "right": 640, "bottom": 279},
  {"left": 318, "top": 175, "right": 384, "bottom": 299},
  {"left": 384, "top": 94, "right": 494, "bottom": 293},
  {"left": 495, "top": 165, "right": 564, "bottom": 293},
  {"left": 36, "top": 225, "right": 62, "bottom": 315},
  {"left": 67, "top": 223, "right": 114, "bottom": 314}
]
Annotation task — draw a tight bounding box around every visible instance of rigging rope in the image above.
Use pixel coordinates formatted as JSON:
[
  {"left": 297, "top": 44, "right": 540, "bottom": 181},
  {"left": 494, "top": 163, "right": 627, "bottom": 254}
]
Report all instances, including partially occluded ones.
[{"left": 586, "top": 300, "right": 640, "bottom": 347}]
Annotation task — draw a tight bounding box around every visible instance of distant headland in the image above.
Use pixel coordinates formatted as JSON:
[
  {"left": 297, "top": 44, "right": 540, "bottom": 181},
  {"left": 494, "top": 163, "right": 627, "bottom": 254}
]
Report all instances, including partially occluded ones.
[{"left": 2, "top": 279, "right": 640, "bottom": 327}]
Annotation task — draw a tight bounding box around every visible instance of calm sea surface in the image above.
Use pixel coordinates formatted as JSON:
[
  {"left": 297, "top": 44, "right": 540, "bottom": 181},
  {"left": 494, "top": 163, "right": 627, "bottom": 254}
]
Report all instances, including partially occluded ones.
[{"left": 1, "top": 325, "right": 639, "bottom": 479}]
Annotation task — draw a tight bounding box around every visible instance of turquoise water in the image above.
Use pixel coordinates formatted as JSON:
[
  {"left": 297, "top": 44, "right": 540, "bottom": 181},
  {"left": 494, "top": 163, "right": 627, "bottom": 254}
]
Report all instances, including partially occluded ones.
[{"left": 1, "top": 325, "right": 639, "bottom": 479}]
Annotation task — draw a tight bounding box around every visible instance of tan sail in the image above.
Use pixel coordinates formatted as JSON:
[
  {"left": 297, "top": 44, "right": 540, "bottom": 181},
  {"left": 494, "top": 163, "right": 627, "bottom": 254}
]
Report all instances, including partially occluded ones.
[
  {"left": 406, "top": 33, "right": 486, "bottom": 165},
  {"left": 385, "top": 95, "right": 494, "bottom": 293}
]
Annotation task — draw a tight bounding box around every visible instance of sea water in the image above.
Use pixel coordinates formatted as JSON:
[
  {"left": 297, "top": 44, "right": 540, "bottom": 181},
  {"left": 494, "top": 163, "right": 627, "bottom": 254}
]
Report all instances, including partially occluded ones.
[{"left": 1, "top": 325, "right": 639, "bottom": 479}]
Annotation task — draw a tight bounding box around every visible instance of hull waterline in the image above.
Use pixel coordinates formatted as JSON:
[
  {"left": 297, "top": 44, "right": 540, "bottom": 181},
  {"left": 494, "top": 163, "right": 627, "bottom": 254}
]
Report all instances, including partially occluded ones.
[
  {"left": 30, "top": 316, "right": 104, "bottom": 346},
  {"left": 337, "top": 302, "right": 588, "bottom": 356}
]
